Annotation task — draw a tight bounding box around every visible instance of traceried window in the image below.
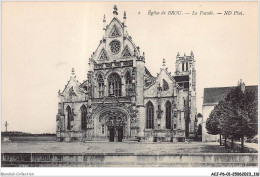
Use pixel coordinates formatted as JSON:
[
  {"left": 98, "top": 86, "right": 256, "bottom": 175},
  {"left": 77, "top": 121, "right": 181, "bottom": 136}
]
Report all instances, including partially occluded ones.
[
  {"left": 165, "top": 101, "right": 172, "bottom": 129},
  {"left": 146, "top": 101, "right": 154, "bottom": 129},
  {"left": 125, "top": 71, "right": 132, "bottom": 96},
  {"left": 99, "top": 49, "right": 108, "bottom": 60},
  {"left": 110, "top": 25, "right": 121, "bottom": 37},
  {"left": 122, "top": 46, "right": 132, "bottom": 57},
  {"left": 66, "top": 106, "right": 72, "bottom": 130},
  {"left": 163, "top": 79, "right": 169, "bottom": 91},
  {"left": 108, "top": 73, "right": 121, "bottom": 96},
  {"left": 110, "top": 40, "right": 121, "bottom": 54},
  {"left": 80, "top": 105, "right": 87, "bottom": 130},
  {"left": 97, "top": 74, "right": 104, "bottom": 98}
]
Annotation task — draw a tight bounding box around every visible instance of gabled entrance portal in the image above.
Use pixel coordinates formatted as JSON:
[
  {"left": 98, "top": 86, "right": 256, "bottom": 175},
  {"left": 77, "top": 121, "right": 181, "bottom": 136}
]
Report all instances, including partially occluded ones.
[{"left": 98, "top": 108, "right": 129, "bottom": 142}]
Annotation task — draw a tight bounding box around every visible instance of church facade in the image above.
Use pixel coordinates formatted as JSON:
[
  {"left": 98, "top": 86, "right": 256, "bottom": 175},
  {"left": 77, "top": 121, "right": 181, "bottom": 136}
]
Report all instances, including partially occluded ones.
[{"left": 56, "top": 6, "right": 197, "bottom": 142}]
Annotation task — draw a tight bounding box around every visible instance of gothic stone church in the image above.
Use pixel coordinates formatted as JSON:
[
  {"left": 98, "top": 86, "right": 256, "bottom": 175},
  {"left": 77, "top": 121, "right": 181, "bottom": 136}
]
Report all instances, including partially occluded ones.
[{"left": 56, "top": 6, "right": 197, "bottom": 142}]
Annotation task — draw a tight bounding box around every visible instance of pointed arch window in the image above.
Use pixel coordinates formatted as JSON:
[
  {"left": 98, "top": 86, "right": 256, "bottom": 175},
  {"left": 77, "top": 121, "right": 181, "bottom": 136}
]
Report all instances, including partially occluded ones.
[
  {"left": 99, "top": 49, "right": 108, "bottom": 60},
  {"left": 110, "top": 25, "right": 121, "bottom": 37},
  {"left": 163, "top": 79, "right": 169, "bottom": 91},
  {"left": 165, "top": 101, "right": 172, "bottom": 129},
  {"left": 146, "top": 101, "right": 154, "bottom": 129},
  {"left": 108, "top": 73, "right": 121, "bottom": 96},
  {"left": 80, "top": 105, "right": 87, "bottom": 130},
  {"left": 97, "top": 74, "right": 104, "bottom": 98},
  {"left": 125, "top": 71, "right": 132, "bottom": 96},
  {"left": 122, "top": 46, "right": 132, "bottom": 58},
  {"left": 66, "top": 106, "right": 72, "bottom": 130}
]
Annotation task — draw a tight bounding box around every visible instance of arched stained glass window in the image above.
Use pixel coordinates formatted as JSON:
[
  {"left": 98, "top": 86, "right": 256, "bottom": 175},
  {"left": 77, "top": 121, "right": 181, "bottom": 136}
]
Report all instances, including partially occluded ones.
[
  {"left": 66, "top": 106, "right": 72, "bottom": 130},
  {"left": 110, "top": 25, "right": 121, "bottom": 37},
  {"left": 146, "top": 101, "right": 154, "bottom": 129},
  {"left": 163, "top": 79, "right": 169, "bottom": 91},
  {"left": 165, "top": 101, "right": 172, "bottom": 129},
  {"left": 122, "top": 46, "right": 132, "bottom": 57},
  {"left": 97, "top": 74, "right": 104, "bottom": 98},
  {"left": 125, "top": 71, "right": 132, "bottom": 96},
  {"left": 81, "top": 105, "right": 87, "bottom": 130},
  {"left": 99, "top": 49, "right": 108, "bottom": 60},
  {"left": 108, "top": 73, "right": 121, "bottom": 96}
]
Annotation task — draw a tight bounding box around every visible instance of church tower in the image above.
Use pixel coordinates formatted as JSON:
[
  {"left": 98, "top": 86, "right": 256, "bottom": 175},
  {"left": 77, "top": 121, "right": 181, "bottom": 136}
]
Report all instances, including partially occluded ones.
[{"left": 174, "top": 51, "right": 197, "bottom": 138}]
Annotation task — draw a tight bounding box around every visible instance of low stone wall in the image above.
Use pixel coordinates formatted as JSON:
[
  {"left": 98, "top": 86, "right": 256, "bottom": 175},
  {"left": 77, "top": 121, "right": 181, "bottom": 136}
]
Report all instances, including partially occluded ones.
[{"left": 1, "top": 153, "right": 257, "bottom": 167}]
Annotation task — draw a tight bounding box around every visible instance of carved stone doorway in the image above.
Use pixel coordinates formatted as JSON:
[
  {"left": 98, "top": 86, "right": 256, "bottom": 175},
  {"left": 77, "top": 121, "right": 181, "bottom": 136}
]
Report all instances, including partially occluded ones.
[{"left": 98, "top": 108, "right": 129, "bottom": 142}]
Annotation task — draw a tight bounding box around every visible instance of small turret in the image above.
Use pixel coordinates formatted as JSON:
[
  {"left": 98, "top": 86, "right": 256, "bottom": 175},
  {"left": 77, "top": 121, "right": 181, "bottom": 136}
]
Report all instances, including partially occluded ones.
[
  {"left": 123, "top": 11, "right": 126, "bottom": 25},
  {"left": 162, "top": 58, "right": 166, "bottom": 68},
  {"left": 113, "top": 5, "right": 118, "bottom": 16},
  {"left": 71, "top": 68, "right": 76, "bottom": 78},
  {"left": 103, "top": 14, "right": 106, "bottom": 23},
  {"left": 103, "top": 15, "right": 106, "bottom": 38},
  {"left": 176, "top": 52, "right": 180, "bottom": 60},
  {"left": 190, "top": 51, "right": 194, "bottom": 58}
]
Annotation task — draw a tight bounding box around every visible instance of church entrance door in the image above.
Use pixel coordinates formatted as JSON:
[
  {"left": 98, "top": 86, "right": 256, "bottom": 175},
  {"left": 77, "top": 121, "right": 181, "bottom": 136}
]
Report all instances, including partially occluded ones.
[
  {"left": 109, "top": 127, "right": 115, "bottom": 142},
  {"left": 100, "top": 110, "right": 127, "bottom": 142},
  {"left": 117, "top": 127, "right": 123, "bottom": 142}
]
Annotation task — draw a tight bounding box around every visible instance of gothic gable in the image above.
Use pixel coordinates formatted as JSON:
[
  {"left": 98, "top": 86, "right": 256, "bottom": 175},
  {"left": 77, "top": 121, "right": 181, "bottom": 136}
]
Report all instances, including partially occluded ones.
[
  {"left": 144, "top": 69, "right": 175, "bottom": 98},
  {"left": 59, "top": 76, "right": 86, "bottom": 102},
  {"left": 106, "top": 17, "right": 123, "bottom": 38}
]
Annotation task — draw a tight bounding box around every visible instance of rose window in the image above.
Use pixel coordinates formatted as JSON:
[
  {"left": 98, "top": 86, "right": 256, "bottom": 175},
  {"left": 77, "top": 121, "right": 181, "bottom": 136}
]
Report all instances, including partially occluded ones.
[{"left": 110, "top": 40, "right": 121, "bottom": 54}]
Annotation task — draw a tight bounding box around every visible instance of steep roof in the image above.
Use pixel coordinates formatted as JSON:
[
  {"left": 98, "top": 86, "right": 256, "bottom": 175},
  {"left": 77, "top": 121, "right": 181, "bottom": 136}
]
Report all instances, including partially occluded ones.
[
  {"left": 145, "top": 67, "right": 154, "bottom": 78},
  {"left": 203, "top": 85, "right": 258, "bottom": 105}
]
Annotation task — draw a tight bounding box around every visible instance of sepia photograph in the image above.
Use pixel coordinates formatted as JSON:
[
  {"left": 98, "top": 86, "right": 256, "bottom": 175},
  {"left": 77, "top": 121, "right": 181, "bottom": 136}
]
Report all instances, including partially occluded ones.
[{"left": 1, "top": 1, "right": 259, "bottom": 176}]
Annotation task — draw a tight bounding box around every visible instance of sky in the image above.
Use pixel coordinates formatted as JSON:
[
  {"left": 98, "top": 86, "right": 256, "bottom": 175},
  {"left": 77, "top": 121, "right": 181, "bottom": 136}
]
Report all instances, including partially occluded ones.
[{"left": 2, "top": 2, "right": 258, "bottom": 133}]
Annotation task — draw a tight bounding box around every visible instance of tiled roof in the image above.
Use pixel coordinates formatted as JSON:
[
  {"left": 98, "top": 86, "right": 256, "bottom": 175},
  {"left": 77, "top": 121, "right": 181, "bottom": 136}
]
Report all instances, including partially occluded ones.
[{"left": 203, "top": 85, "right": 258, "bottom": 105}]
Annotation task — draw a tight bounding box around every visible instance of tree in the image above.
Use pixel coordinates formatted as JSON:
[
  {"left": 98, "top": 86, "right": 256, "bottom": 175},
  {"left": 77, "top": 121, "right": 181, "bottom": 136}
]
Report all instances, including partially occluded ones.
[
  {"left": 206, "top": 103, "right": 222, "bottom": 145},
  {"left": 206, "top": 85, "right": 258, "bottom": 152},
  {"left": 224, "top": 86, "right": 258, "bottom": 152},
  {"left": 218, "top": 100, "right": 237, "bottom": 148},
  {"left": 206, "top": 100, "right": 233, "bottom": 146}
]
